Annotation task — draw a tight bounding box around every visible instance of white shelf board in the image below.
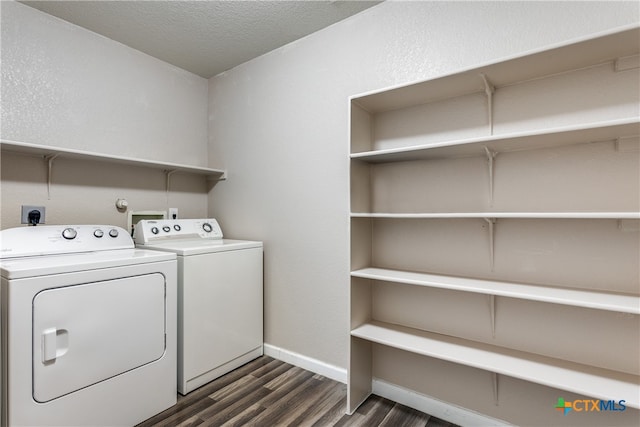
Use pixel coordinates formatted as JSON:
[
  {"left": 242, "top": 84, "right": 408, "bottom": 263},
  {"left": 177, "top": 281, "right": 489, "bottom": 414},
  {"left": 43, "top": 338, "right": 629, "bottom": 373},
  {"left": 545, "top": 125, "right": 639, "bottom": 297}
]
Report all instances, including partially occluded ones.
[
  {"left": 0, "top": 139, "right": 226, "bottom": 179},
  {"left": 350, "top": 212, "right": 640, "bottom": 219},
  {"left": 350, "top": 118, "right": 639, "bottom": 163},
  {"left": 351, "top": 321, "right": 640, "bottom": 409},
  {"left": 351, "top": 268, "right": 640, "bottom": 315},
  {"left": 352, "top": 26, "right": 639, "bottom": 113}
]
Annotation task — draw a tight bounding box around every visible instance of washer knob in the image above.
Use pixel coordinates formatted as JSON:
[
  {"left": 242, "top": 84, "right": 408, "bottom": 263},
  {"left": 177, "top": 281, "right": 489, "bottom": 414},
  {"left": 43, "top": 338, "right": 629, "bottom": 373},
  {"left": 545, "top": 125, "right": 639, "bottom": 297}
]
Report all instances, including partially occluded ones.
[
  {"left": 62, "top": 228, "right": 77, "bottom": 240},
  {"left": 202, "top": 223, "right": 213, "bottom": 233},
  {"left": 174, "top": 225, "right": 181, "bottom": 231},
  {"left": 108, "top": 228, "right": 119, "bottom": 238},
  {"left": 162, "top": 226, "right": 171, "bottom": 232},
  {"left": 94, "top": 229, "right": 104, "bottom": 238},
  {"left": 151, "top": 227, "right": 159, "bottom": 235}
]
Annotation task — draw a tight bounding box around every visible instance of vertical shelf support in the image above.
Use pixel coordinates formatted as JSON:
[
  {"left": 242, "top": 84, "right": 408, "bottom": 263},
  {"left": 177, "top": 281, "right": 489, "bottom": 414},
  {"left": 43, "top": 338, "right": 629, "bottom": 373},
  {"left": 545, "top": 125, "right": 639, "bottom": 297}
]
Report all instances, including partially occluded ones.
[
  {"left": 484, "top": 147, "right": 498, "bottom": 207},
  {"left": 484, "top": 217, "right": 496, "bottom": 271},
  {"left": 44, "top": 154, "right": 59, "bottom": 200},
  {"left": 492, "top": 372, "right": 499, "bottom": 406},
  {"left": 480, "top": 73, "right": 495, "bottom": 135}
]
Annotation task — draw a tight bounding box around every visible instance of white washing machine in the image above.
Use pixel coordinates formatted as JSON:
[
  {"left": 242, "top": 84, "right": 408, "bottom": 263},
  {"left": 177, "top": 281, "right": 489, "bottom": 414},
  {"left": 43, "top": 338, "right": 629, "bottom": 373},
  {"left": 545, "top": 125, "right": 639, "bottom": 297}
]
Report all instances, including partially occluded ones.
[
  {"left": 0, "top": 225, "right": 177, "bottom": 427},
  {"left": 134, "top": 218, "right": 263, "bottom": 395}
]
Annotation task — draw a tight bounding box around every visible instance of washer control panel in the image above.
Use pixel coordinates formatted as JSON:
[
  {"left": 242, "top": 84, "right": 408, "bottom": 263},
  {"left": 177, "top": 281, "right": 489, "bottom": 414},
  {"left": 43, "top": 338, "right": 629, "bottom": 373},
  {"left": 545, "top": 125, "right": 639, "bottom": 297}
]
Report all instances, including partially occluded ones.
[
  {"left": 0, "top": 225, "right": 133, "bottom": 259},
  {"left": 134, "top": 218, "right": 223, "bottom": 244}
]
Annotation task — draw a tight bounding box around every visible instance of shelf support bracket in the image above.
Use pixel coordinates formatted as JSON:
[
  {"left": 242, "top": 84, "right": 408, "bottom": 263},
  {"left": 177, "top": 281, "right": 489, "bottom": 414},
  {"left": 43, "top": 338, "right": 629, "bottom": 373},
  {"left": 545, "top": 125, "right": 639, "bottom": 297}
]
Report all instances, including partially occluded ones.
[
  {"left": 165, "top": 169, "right": 177, "bottom": 199},
  {"left": 615, "top": 136, "right": 640, "bottom": 152},
  {"left": 484, "top": 147, "right": 498, "bottom": 206},
  {"left": 484, "top": 217, "right": 496, "bottom": 271},
  {"left": 44, "top": 154, "right": 59, "bottom": 200},
  {"left": 489, "top": 294, "right": 496, "bottom": 338},
  {"left": 480, "top": 73, "right": 495, "bottom": 135},
  {"left": 618, "top": 219, "right": 640, "bottom": 232},
  {"left": 615, "top": 54, "right": 640, "bottom": 72},
  {"left": 492, "top": 372, "right": 499, "bottom": 406}
]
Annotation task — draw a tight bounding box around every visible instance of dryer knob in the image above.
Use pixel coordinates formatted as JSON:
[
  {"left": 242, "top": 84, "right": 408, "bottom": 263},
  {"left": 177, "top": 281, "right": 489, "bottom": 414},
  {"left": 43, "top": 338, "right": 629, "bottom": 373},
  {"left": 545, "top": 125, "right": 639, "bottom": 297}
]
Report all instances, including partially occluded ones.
[
  {"left": 109, "top": 228, "right": 119, "bottom": 238},
  {"left": 62, "top": 228, "right": 77, "bottom": 240},
  {"left": 94, "top": 229, "right": 104, "bottom": 238},
  {"left": 162, "top": 226, "right": 171, "bottom": 232},
  {"left": 151, "top": 227, "right": 159, "bottom": 234},
  {"left": 202, "top": 223, "right": 213, "bottom": 233}
]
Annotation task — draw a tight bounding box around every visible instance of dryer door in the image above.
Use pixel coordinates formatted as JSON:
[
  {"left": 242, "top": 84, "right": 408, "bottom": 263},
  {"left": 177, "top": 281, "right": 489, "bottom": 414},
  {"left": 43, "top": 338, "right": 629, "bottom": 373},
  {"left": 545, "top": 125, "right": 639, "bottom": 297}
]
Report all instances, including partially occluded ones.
[{"left": 32, "top": 273, "right": 166, "bottom": 402}]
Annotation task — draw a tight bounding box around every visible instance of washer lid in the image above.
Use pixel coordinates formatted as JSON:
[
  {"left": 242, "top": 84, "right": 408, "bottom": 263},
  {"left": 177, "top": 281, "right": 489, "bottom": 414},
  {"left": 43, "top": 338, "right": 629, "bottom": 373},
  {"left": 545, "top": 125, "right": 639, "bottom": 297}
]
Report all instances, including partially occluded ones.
[
  {"left": 0, "top": 249, "right": 175, "bottom": 279},
  {"left": 137, "top": 239, "right": 262, "bottom": 256}
]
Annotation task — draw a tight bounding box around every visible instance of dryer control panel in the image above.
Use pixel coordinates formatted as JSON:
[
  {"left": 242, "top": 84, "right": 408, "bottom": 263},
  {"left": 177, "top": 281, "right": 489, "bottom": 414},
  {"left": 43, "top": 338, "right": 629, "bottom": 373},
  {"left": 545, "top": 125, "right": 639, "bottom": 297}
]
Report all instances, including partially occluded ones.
[
  {"left": 0, "top": 225, "right": 133, "bottom": 259},
  {"left": 134, "top": 218, "right": 223, "bottom": 244}
]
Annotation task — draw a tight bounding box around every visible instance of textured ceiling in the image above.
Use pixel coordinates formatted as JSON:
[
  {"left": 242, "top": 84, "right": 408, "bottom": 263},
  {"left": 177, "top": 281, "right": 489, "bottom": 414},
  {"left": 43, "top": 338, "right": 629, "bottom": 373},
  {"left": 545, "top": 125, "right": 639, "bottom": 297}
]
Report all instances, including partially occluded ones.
[{"left": 19, "top": 0, "right": 381, "bottom": 78}]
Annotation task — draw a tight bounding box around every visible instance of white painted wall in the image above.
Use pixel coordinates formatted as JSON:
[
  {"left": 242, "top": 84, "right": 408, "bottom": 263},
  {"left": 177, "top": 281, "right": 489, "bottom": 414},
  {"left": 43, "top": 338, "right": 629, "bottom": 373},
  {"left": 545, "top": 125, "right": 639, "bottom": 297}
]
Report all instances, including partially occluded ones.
[
  {"left": 207, "top": 0, "right": 639, "bottom": 372},
  {"left": 1, "top": 1, "right": 208, "bottom": 165},
  {"left": 1, "top": 1, "right": 210, "bottom": 229}
]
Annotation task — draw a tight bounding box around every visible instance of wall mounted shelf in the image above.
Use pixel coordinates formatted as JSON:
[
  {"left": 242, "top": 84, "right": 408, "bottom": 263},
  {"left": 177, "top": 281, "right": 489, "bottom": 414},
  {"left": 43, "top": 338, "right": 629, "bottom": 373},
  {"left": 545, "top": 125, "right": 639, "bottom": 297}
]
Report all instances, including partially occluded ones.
[
  {"left": 1, "top": 139, "right": 226, "bottom": 198},
  {"left": 351, "top": 321, "right": 640, "bottom": 409},
  {"left": 352, "top": 27, "right": 639, "bottom": 115},
  {"left": 350, "top": 212, "right": 640, "bottom": 219},
  {"left": 0, "top": 139, "right": 226, "bottom": 179},
  {"left": 352, "top": 268, "right": 640, "bottom": 315},
  {"left": 350, "top": 118, "right": 639, "bottom": 163}
]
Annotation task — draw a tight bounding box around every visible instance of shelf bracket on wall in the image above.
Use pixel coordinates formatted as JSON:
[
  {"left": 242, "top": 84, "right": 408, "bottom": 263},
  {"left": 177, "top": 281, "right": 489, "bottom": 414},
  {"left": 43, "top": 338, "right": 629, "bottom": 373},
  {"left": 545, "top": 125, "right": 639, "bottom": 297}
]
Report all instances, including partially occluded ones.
[
  {"left": 615, "top": 135, "right": 640, "bottom": 152},
  {"left": 484, "top": 147, "right": 498, "bottom": 206},
  {"left": 489, "top": 294, "right": 497, "bottom": 338},
  {"left": 618, "top": 219, "right": 640, "bottom": 232},
  {"left": 615, "top": 54, "right": 640, "bottom": 72},
  {"left": 492, "top": 372, "right": 499, "bottom": 406},
  {"left": 484, "top": 217, "right": 496, "bottom": 271},
  {"left": 209, "top": 171, "right": 227, "bottom": 182},
  {"left": 44, "top": 154, "right": 59, "bottom": 200},
  {"left": 165, "top": 169, "right": 177, "bottom": 199},
  {"left": 480, "top": 73, "right": 495, "bottom": 135}
]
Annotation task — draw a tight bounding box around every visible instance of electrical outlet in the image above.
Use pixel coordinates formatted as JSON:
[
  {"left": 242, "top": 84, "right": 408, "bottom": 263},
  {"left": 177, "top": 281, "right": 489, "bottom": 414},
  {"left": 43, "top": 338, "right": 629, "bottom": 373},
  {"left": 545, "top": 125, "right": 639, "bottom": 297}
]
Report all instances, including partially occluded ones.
[
  {"left": 169, "top": 208, "right": 178, "bottom": 220},
  {"left": 21, "top": 205, "right": 46, "bottom": 225}
]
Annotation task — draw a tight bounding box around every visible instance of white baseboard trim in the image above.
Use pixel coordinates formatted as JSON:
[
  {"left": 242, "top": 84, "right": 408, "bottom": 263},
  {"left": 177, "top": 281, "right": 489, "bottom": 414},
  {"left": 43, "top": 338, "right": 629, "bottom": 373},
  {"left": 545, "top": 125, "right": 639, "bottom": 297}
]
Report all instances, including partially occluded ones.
[
  {"left": 263, "top": 345, "right": 509, "bottom": 426},
  {"left": 263, "top": 343, "right": 347, "bottom": 384},
  {"left": 372, "top": 379, "right": 512, "bottom": 427}
]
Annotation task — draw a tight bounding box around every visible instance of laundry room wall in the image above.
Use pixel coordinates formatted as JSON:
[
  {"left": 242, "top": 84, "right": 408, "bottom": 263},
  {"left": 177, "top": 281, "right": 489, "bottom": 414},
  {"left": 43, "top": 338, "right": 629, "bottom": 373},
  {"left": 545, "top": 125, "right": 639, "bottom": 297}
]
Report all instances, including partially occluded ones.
[
  {"left": 0, "top": 1, "right": 210, "bottom": 230},
  {"left": 206, "top": 0, "right": 639, "bottom": 413}
]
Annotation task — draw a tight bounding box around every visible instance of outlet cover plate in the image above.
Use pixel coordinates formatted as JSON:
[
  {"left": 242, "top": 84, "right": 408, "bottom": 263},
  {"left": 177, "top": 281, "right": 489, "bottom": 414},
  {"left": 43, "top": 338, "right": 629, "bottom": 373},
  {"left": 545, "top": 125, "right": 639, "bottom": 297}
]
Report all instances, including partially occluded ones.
[{"left": 21, "top": 205, "right": 46, "bottom": 224}]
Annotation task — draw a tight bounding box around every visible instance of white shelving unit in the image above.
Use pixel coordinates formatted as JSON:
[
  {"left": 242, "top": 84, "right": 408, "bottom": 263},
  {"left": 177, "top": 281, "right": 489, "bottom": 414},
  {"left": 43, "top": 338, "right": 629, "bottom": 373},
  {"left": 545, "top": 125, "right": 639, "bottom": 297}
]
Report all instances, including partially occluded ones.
[
  {"left": 348, "top": 26, "right": 640, "bottom": 424},
  {"left": 0, "top": 139, "right": 226, "bottom": 196}
]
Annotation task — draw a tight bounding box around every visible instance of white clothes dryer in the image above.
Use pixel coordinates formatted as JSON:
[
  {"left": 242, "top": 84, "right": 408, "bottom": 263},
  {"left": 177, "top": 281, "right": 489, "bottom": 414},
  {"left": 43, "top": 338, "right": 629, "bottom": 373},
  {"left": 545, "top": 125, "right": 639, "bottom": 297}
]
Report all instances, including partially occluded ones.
[
  {"left": 134, "top": 218, "right": 263, "bottom": 395},
  {"left": 0, "top": 225, "right": 177, "bottom": 427}
]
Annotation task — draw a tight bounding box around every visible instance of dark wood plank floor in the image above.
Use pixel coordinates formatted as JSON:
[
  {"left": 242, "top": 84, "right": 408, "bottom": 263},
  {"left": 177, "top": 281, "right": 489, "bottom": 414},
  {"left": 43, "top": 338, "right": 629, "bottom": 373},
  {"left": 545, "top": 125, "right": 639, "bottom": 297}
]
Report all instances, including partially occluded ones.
[{"left": 137, "top": 356, "right": 459, "bottom": 427}]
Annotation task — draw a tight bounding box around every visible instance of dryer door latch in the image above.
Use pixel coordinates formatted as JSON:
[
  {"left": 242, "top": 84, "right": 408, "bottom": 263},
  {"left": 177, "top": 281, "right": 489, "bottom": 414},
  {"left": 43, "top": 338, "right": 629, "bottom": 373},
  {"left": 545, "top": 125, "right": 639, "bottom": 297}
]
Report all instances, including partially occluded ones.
[{"left": 41, "top": 328, "right": 69, "bottom": 363}]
